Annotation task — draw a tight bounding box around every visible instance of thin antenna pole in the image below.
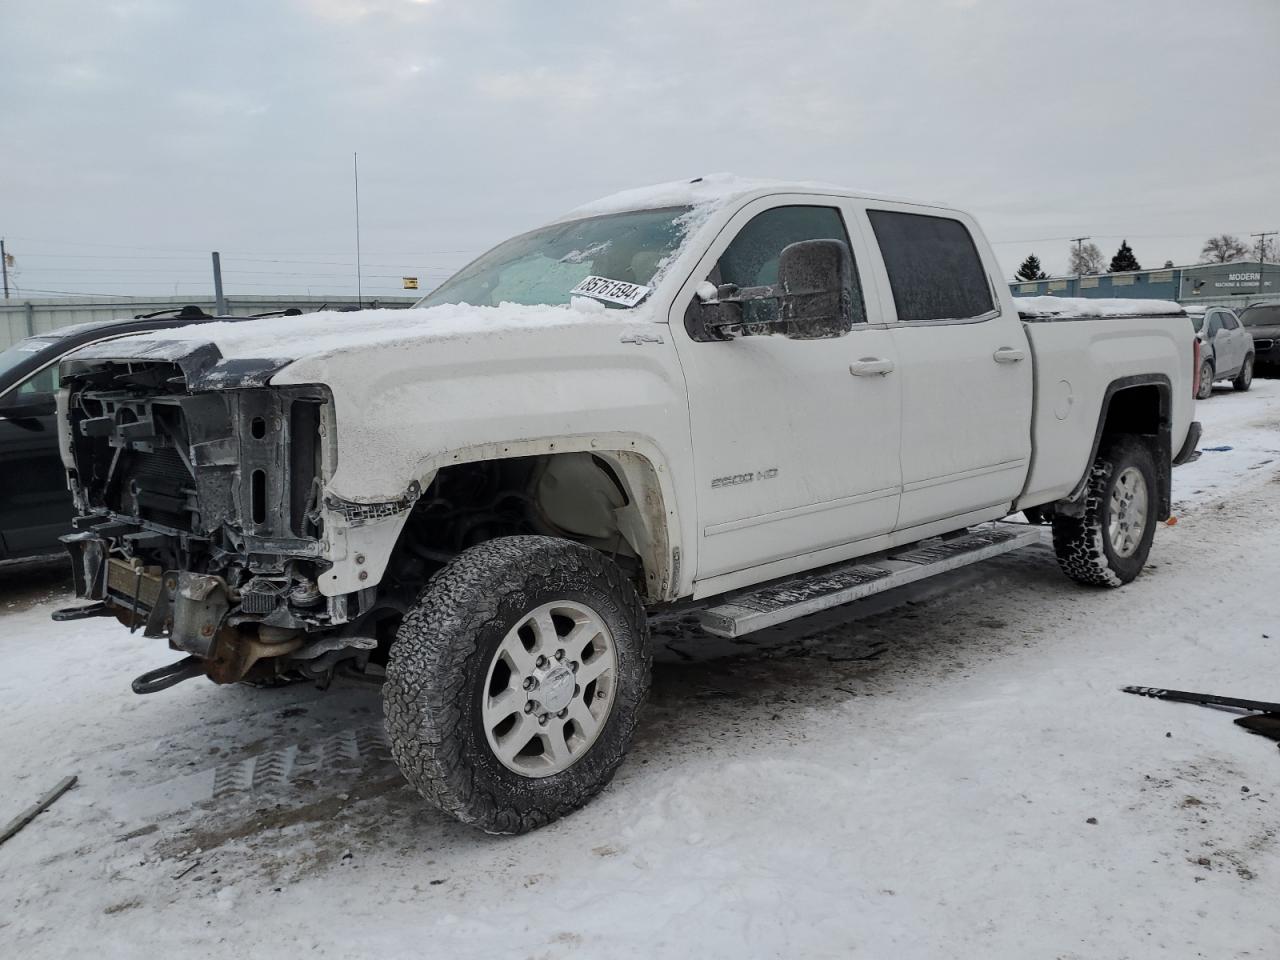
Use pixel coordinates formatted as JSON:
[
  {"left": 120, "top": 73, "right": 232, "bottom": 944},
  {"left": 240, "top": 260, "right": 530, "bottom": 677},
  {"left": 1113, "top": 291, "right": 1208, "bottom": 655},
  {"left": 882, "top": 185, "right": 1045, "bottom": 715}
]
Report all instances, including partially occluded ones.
[
  {"left": 1, "top": 239, "right": 9, "bottom": 300},
  {"left": 353, "top": 152, "right": 363, "bottom": 307}
]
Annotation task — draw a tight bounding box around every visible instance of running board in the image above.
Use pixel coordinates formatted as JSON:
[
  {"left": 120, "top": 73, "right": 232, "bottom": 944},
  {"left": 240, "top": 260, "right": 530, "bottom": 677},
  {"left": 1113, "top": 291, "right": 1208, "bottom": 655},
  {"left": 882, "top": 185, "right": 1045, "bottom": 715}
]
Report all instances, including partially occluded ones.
[{"left": 698, "top": 524, "right": 1042, "bottom": 639}]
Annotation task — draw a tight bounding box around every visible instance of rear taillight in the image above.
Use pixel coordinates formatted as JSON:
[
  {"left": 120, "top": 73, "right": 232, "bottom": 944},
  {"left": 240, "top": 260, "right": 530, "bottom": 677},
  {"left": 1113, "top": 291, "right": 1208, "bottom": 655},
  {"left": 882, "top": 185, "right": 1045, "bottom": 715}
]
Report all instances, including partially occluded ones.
[{"left": 1192, "top": 338, "right": 1201, "bottom": 398}]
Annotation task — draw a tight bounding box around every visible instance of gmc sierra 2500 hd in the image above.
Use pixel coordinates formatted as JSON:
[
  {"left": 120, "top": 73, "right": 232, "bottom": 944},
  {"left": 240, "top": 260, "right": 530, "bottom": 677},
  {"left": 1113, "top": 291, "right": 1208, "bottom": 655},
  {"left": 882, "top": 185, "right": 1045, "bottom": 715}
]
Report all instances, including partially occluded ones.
[{"left": 53, "top": 176, "right": 1199, "bottom": 833}]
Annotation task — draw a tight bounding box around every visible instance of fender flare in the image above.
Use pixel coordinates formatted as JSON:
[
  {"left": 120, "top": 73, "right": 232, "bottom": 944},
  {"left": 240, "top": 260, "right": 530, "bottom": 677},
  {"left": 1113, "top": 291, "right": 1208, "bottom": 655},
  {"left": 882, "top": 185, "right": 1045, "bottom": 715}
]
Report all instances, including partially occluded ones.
[
  {"left": 405, "top": 434, "right": 685, "bottom": 603},
  {"left": 1060, "top": 373, "right": 1173, "bottom": 519}
]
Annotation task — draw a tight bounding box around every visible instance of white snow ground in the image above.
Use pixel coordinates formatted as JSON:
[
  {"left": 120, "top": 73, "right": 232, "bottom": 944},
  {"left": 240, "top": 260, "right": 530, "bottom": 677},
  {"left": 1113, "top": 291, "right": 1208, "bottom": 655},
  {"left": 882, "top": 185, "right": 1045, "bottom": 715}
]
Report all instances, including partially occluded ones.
[{"left": 2, "top": 381, "right": 1279, "bottom": 960}]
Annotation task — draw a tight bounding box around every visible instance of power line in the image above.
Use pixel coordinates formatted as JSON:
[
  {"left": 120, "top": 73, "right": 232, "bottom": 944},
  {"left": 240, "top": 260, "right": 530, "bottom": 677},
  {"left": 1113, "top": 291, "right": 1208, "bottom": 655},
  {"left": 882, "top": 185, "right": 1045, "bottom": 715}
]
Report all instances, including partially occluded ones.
[
  {"left": 8, "top": 266, "right": 455, "bottom": 278},
  {"left": 989, "top": 230, "right": 1258, "bottom": 246},
  {"left": 3, "top": 236, "right": 480, "bottom": 257},
  {"left": 10, "top": 252, "right": 471, "bottom": 267}
]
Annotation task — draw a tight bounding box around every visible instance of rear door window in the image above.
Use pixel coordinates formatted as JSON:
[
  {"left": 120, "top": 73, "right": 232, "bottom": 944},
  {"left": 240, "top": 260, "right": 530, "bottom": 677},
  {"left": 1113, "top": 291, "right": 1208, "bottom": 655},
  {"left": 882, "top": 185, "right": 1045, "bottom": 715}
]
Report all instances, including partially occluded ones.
[
  {"left": 1221, "top": 311, "right": 1240, "bottom": 330},
  {"left": 867, "top": 210, "right": 994, "bottom": 322}
]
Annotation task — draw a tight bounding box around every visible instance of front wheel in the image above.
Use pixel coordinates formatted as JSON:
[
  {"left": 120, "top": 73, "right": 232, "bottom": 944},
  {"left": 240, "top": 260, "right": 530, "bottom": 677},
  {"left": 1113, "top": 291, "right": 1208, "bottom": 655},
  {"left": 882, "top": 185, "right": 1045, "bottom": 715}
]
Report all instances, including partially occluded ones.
[
  {"left": 1051, "top": 439, "right": 1158, "bottom": 587},
  {"left": 1233, "top": 355, "right": 1254, "bottom": 392},
  {"left": 383, "top": 536, "right": 651, "bottom": 834}
]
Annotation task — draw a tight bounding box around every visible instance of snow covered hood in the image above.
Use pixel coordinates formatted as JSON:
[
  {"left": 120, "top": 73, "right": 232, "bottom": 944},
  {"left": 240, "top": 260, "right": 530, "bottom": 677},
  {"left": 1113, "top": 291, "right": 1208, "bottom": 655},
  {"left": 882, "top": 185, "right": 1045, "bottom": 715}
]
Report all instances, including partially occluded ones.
[
  {"left": 62, "top": 299, "right": 639, "bottom": 390},
  {"left": 1014, "top": 296, "right": 1186, "bottom": 319}
]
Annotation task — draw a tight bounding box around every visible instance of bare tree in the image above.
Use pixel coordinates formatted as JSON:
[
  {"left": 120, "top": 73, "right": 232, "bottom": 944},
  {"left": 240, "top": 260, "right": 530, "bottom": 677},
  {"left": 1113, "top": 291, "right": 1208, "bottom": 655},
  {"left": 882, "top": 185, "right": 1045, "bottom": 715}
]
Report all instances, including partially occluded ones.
[
  {"left": 1068, "top": 241, "right": 1104, "bottom": 276},
  {"left": 1200, "top": 234, "right": 1249, "bottom": 263}
]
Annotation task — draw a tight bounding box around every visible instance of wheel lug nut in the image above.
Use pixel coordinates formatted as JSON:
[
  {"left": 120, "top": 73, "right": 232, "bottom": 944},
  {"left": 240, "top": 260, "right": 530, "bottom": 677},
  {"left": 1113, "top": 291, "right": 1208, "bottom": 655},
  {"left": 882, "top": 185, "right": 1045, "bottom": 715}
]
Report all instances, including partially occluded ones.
[
  {"left": 538, "top": 713, "right": 549, "bottom": 725},
  {"left": 555, "top": 649, "right": 565, "bottom": 661},
  {"left": 536, "top": 656, "right": 547, "bottom": 668},
  {"left": 557, "top": 708, "right": 568, "bottom": 719},
  {"left": 523, "top": 677, "right": 536, "bottom": 690},
  {"left": 524, "top": 702, "right": 535, "bottom": 714},
  {"left": 570, "top": 661, "right": 578, "bottom": 673}
]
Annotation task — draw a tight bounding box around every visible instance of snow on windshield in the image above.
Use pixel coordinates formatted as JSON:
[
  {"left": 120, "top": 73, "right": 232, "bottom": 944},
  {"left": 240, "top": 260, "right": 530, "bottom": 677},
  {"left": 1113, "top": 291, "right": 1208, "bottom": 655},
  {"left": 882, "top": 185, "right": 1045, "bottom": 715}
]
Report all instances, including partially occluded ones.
[{"left": 416, "top": 207, "right": 692, "bottom": 311}]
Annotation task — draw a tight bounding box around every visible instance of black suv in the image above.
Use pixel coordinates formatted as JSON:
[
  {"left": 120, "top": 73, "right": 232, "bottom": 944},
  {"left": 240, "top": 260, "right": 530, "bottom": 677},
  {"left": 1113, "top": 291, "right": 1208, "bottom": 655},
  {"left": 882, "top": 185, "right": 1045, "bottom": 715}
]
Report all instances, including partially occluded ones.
[{"left": 1240, "top": 303, "right": 1280, "bottom": 373}]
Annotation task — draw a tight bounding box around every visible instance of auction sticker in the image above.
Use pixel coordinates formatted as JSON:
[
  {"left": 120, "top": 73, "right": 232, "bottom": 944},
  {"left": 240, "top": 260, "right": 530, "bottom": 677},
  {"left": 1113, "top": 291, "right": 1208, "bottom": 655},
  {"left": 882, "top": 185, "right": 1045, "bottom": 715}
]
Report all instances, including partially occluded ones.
[{"left": 570, "top": 275, "right": 651, "bottom": 307}]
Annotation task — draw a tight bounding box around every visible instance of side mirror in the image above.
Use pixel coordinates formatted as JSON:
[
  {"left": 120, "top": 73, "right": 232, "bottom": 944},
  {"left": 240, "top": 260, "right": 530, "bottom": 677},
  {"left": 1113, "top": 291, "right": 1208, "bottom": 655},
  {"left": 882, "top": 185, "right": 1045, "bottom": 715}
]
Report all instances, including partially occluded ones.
[
  {"left": 693, "top": 239, "right": 855, "bottom": 340},
  {"left": 776, "top": 239, "right": 855, "bottom": 340},
  {"left": 0, "top": 394, "right": 56, "bottom": 429}
]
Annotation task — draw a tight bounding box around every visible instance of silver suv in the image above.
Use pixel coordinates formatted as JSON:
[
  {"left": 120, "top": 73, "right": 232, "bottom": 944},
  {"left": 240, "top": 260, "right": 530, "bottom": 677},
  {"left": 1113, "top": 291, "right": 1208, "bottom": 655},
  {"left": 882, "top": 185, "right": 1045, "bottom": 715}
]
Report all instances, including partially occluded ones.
[{"left": 1188, "top": 306, "right": 1254, "bottom": 398}]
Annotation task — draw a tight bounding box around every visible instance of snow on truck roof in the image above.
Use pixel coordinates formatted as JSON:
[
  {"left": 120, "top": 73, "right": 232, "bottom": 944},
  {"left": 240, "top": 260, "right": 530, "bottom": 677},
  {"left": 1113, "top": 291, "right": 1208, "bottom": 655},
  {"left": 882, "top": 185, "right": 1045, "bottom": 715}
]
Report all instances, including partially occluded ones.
[
  {"left": 1014, "top": 296, "right": 1186, "bottom": 319},
  {"left": 560, "top": 174, "right": 925, "bottom": 222}
]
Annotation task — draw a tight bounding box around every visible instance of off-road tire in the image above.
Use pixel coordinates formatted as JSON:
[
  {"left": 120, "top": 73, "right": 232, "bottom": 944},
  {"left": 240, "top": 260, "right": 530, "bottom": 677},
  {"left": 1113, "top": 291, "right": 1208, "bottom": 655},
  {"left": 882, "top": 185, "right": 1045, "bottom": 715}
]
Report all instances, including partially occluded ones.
[
  {"left": 383, "top": 536, "right": 651, "bottom": 834},
  {"left": 1233, "top": 355, "right": 1254, "bottom": 392},
  {"left": 1196, "top": 359, "right": 1214, "bottom": 399},
  {"left": 1051, "top": 438, "right": 1158, "bottom": 587}
]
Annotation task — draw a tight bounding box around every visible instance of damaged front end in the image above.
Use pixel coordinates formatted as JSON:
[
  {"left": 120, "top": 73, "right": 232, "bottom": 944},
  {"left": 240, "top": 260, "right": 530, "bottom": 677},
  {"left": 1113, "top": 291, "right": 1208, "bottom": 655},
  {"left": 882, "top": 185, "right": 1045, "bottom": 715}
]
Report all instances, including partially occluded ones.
[{"left": 54, "top": 339, "right": 375, "bottom": 692}]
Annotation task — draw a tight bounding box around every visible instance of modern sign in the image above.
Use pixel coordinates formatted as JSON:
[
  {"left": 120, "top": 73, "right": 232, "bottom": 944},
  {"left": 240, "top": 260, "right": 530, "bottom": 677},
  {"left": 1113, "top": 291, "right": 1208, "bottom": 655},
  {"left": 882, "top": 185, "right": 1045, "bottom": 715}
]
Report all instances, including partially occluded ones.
[{"left": 1181, "top": 262, "right": 1275, "bottom": 296}]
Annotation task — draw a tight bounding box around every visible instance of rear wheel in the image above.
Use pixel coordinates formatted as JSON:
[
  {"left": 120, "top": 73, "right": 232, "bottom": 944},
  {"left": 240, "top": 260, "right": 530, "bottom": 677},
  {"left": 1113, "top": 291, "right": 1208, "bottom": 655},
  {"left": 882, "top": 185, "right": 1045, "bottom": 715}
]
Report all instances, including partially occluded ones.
[
  {"left": 383, "top": 536, "right": 651, "bottom": 833},
  {"left": 1233, "top": 355, "right": 1254, "bottom": 392},
  {"left": 1197, "top": 359, "right": 1214, "bottom": 399},
  {"left": 1051, "top": 439, "right": 1157, "bottom": 587}
]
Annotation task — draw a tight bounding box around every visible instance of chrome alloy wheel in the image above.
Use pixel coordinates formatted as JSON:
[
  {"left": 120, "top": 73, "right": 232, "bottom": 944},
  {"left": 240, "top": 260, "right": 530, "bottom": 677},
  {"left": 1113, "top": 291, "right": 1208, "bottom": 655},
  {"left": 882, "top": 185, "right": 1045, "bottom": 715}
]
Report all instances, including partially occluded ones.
[
  {"left": 1108, "top": 466, "right": 1149, "bottom": 559},
  {"left": 481, "top": 600, "right": 618, "bottom": 778}
]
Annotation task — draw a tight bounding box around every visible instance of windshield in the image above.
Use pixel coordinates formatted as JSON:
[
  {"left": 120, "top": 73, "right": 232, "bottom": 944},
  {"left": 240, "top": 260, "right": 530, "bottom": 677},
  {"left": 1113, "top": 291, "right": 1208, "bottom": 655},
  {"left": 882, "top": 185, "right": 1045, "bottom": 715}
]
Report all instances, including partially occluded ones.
[
  {"left": 1241, "top": 305, "right": 1280, "bottom": 328},
  {"left": 416, "top": 206, "right": 693, "bottom": 310},
  {"left": 0, "top": 336, "right": 60, "bottom": 384}
]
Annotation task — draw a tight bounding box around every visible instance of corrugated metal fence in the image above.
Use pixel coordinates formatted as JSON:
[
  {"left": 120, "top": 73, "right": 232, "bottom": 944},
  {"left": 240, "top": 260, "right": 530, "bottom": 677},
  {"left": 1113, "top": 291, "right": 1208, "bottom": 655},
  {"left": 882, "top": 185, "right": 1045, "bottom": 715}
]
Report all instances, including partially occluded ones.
[{"left": 0, "top": 295, "right": 419, "bottom": 351}]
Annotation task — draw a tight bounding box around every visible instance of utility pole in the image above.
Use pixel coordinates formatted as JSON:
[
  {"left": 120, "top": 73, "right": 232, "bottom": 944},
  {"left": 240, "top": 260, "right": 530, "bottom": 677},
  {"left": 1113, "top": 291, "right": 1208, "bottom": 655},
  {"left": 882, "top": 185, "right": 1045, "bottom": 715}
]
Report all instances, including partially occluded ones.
[
  {"left": 353, "top": 152, "right": 363, "bottom": 308},
  {"left": 211, "top": 251, "right": 227, "bottom": 315},
  {"left": 1070, "top": 236, "right": 1091, "bottom": 271},
  {"left": 1, "top": 239, "right": 9, "bottom": 300},
  {"left": 1070, "top": 236, "right": 1091, "bottom": 295},
  {"left": 1250, "top": 231, "right": 1276, "bottom": 296}
]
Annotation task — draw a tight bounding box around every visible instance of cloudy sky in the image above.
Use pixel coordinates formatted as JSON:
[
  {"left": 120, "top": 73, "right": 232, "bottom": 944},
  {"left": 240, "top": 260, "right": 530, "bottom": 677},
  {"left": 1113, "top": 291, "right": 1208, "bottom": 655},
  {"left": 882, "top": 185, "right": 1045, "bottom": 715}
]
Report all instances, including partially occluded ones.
[{"left": 2, "top": 0, "right": 1277, "bottom": 301}]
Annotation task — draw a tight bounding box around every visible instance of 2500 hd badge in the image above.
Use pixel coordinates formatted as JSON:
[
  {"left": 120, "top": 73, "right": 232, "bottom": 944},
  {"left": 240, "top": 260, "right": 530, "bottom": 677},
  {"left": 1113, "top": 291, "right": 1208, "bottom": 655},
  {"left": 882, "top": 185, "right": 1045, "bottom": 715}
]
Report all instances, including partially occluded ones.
[{"left": 711, "top": 467, "right": 779, "bottom": 489}]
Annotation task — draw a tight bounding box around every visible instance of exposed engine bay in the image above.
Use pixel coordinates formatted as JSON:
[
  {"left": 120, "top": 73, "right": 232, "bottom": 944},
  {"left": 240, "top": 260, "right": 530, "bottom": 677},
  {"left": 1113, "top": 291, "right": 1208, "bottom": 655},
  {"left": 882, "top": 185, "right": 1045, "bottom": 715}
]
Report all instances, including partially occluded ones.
[
  {"left": 54, "top": 342, "right": 647, "bottom": 694},
  {"left": 55, "top": 346, "right": 352, "bottom": 690}
]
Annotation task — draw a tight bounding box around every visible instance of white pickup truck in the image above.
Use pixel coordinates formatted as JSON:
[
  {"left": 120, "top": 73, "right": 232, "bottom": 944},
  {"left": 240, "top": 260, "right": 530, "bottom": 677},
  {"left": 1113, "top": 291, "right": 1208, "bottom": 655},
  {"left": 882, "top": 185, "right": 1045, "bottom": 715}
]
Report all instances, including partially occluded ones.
[{"left": 54, "top": 175, "right": 1199, "bottom": 833}]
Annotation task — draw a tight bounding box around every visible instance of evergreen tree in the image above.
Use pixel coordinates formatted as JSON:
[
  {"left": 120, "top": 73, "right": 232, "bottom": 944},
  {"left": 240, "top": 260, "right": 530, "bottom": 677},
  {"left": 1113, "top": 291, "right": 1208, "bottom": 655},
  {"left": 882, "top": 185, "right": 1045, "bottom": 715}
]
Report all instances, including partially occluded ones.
[
  {"left": 1015, "top": 253, "right": 1048, "bottom": 281},
  {"left": 1109, "top": 240, "right": 1141, "bottom": 273}
]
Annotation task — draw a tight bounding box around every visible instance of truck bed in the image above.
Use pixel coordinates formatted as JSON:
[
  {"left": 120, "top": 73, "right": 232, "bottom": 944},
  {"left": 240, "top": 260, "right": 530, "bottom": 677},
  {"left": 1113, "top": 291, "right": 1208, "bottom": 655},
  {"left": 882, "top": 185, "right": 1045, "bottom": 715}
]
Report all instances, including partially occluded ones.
[{"left": 1016, "top": 300, "right": 1195, "bottom": 511}]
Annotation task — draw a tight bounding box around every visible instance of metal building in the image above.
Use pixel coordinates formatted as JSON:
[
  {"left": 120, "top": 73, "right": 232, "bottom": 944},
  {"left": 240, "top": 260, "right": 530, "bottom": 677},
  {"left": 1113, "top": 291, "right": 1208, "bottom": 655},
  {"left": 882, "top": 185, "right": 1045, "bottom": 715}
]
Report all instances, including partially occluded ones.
[{"left": 1008, "top": 260, "right": 1278, "bottom": 308}]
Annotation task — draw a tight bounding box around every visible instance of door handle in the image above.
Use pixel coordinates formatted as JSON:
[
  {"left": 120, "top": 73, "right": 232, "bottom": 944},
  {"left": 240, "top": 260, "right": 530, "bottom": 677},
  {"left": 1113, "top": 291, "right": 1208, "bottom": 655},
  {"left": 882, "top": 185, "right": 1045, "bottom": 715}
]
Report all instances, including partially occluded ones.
[
  {"left": 993, "top": 347, "right": 1026, "bottom": 363},
  {"left": 849, "top": 358, "right": 895, "bottom": 377}
]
